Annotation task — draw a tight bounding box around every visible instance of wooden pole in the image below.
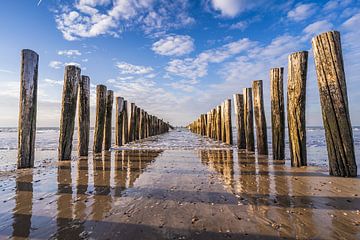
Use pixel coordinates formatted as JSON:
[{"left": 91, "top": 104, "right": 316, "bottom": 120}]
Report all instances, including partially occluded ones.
[
  {"left": 287, "top": 51, "right": 308, "bottom": 167},
  {"left": 122, "top": 100, "right": 129, "bottom": 144},
  {"left": 140, "top": 109, "right": 145, "bottom": 139},
  {"left": 216, "top": 105, "right": 221, "bottom": 141},
  {"left": 17, "top": 49, "right": 39, "bottom": 168},
  {"left": 221, "top": 102, "right": 226, "bottom": 142},
  {"left": 270, "top": 68, "right": 285, "bottom": 160},
  {"left": 78, "top": 75, "right": 90, "bottom": 157},
  {"left": 233, "top": 94, "right": 246, "bottom": 149},
  {"left": 136, "top": 106, "right": 141, "bottom": 140},
  {"left": 103, "top": 90, "right": 113, "bottom": 151},
  {"left": 243, "top": 88, "right": 255, "bottom": 152},
  {"left": 253, "top": 80, "right": 268, "bottom": 155},
  {"left": 128, "top": 103, "right": 135, "bottom": 142},
  {"left": 224, "top": 99, "right": 233, "bottom": 145},
  {"left": 115, "top": 97, "right": 124, "bottom": 146},
  {"left": 312, "top": 31, "right": 357, "bottom": 177},
  {"left": 93, "top": 85, "right": 107, "bottom": 154},
  {"left": 58, "top": 65, "right": 80, "bottom": 161}
]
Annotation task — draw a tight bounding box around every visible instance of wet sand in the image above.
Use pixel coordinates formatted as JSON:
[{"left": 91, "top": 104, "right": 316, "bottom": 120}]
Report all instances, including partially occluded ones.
[{"left": 0, "top": 132, "right": 359, "bottom": 239}]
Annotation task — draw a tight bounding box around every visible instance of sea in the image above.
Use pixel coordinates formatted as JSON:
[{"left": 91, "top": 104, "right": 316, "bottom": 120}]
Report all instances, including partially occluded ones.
[{"left": 0, "top": 127, "right": 359, "bottom": 173}]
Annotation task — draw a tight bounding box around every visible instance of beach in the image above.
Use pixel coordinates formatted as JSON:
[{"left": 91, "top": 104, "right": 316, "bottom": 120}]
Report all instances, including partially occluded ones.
[{"left": 0, "top": 129, "right": 359, "bottom": 239}]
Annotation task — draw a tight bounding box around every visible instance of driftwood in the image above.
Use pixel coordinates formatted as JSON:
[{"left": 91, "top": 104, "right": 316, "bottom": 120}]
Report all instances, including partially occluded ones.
[
  {"left": 253, "top": 80, "right": 268, "bottom": 155},
  {"left": 312, "top": 31, "right": 357, "bottom": 177},
  {"left": 233, "top": 94, "right": 246, "bottom": 149},
  {"left": 93, "top": 85, "right": 107, "bottom": 153},
  {"left": 270, "top": 68, "right": 285, "bottom": 160},
  {"left": 243, "top": 88, "right": 254, "bottom": 152},
  {"left": 17, "top": 49, "right": 39, "bottom": 168},
  {"left": 58, "top": 65, "right": 80, "bottom": 160},
  {"left": 287, "top": 51, "right": 308, "bottom": 167},
  {"left": 78, "top": 75, "right": 90, "bottom": 156}
]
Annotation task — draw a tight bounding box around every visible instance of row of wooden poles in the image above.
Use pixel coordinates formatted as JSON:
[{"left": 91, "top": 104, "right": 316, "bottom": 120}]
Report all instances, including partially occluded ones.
[
  {"left": 188, "top": 31, "right": 357, "bottom": 177},
  {"left": 17, "top": 53, "right": 170, "bottom": 169}
]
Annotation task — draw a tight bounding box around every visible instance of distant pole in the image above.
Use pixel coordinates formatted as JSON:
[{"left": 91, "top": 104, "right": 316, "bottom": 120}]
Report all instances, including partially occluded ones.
[
  {"left": 17, "top": 49, "right": 39, "bottom": 168},
  {"left": 243, "top": 88, "right": 255, "bottom": 152},
  {"left": 103, "top": 90, "right": 113, "bottom": 151},
  {"left": 233, "top": 94, "right": 246, "bottom": 149},
  {"left": 224, "top": 99, "right": 233, "bottom": 145},
  {"left": 312, "top": 31, "right": 357, "bottom": 177},
  {"left": 115, "top": 97, "right": 124, "bottom": 147},
  {"left": 270, "top": 68, "right": 285, "bottom": 160},
  {"left": 78, "top": 75, "right": 90, "bottom": 157},
  {"left": 93, "top": 85, "right": 107, "bottom": 154},
  {"left": 253, "top": 80, "right": 268, "bottom": 155},
  {"left": 287, "top": 51, "right": 308, "bottom": 167},
  {"left": 58, "top": 65, "right": 81, "bottom": 161},
  {"left": 122, "top": 100, "right": 129, "bottom": 144}
]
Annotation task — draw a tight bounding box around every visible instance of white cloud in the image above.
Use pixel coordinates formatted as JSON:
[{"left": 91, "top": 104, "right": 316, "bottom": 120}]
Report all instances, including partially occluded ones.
[
  {"left": 0, "top": 69, "right": 14, "bottom": 74},
  {"left": 303, "top": 20, "right": 334, "bottom": 40},
  {"left": 166, "top": 38, "right": 255, "bottom": 80},
  {"left": 152, "top": 35, "right": 194, "bottom": 56},
  {"left": 210, "top": 0, "right": 261, "bottom": 18},
  {"left": 49, "top": 61, "right": 63, "bottom": 69},
  {"left": 287, "top": 3, "right": 317, "bottom": 22},
  {"left": 58, "top": 49, "right": 82, "bottom": 56},
  {"left": 64, "top": 62, "right": 82, "bottom": 68},
  {"left": 324, "top": 0, "right": 352, "bottom": 11},
  {"left": 168, "top": 79, "right": 198, "bottom": 93},
  {"left": 342, "top": 13, "right": 360, "bottom": 29},
  {"left": 54, "top": 0, "right": 194, "bottom": 41},
  {"left": 116, "top": 62, "right": 153, "bottom": 75},
  {"left": 44, "top": 78, "right": 63, "bottom": 86},
  {"left": 230, "top": 21, "right": 248, "bottom": 30}
]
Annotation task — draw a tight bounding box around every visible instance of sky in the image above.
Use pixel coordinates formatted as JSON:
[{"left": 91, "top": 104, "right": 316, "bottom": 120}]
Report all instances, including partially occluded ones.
[{"left": 0, "top": 0, "right": 359, "bottom": 127}]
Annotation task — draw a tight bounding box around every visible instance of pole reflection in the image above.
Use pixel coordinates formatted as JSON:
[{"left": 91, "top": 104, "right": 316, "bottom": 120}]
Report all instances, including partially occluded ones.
[{"left": 11, "top": 172, "right": 33, "bottom": 238}]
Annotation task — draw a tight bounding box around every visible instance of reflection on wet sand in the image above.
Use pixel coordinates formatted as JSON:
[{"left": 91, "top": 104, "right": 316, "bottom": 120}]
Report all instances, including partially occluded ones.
[
  {"left": 0, "top": 150, "right": 162, "bottom": 239},
  {"left": 0, "top": 147, "right": 359, "bottom": 239},
  {"left": 199, "top": 149, "right": 360, "bottom": 239}
]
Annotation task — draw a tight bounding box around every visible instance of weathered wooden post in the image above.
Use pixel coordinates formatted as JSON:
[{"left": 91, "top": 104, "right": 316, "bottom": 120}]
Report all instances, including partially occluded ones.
[
  {"left": 136, "top": 107, "right": 141, "bottom": 140},
  {"left": 287, "top": 51, "right": 308, "bottom": 167},
  {"left": 233, "top": 94, "right": 246, "bottom": 149},
  {"left": 312, "top": 31, "right": 357, "bottom": 177},
  {"left": 224, "top": 99, "right": 233, "bottom": 145},
  {"left": 78, "top": 75, "right": 90, "bottom": 157},
  {"left": 222, "top": 102, "right": 227, "bottom": 142},
  {"left": 216, "top": 105, "right": 221, "bottom": 141},
  {"left": 103, "top": 90, "right": 113, "bottom": 151},
  {"left": 93, "top": 85, "right": 107, "bottom": 154},
  {"left": 128, "top": 103, "right": 135, "bottom": 142},
  {"left": 253, "top": 80, "right": 268, "bottom": 155},
  {"left": 270, "top": 68, "right": 285, "bottom": 160},
  {"left": 140, "top": 109, "right": 145, "bottom": 139},
  {"left": 243, "top": 88, "right": 255, "bottom": 152},
  {"left": 58, "top": 65, "right": 81, "bottom": 161},
  {"left": 122, "top": 100, "right": 129, "bottom": 144},
  {"left": 115, "top": 97, "right": 124, "bottom": 146},
  {"left": 17, "top": 49, "right": 39, "bottom": 168}
]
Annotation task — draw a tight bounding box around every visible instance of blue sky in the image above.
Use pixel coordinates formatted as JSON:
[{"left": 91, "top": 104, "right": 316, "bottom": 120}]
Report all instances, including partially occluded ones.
[{"left": 0, "top": 0, "right": 359, "bottom": 127}]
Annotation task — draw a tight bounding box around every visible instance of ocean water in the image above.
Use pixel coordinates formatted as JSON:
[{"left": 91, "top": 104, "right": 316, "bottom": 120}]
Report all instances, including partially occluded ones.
[{"left": 0, "top": 127, "right": 359, "bottom": 172}]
